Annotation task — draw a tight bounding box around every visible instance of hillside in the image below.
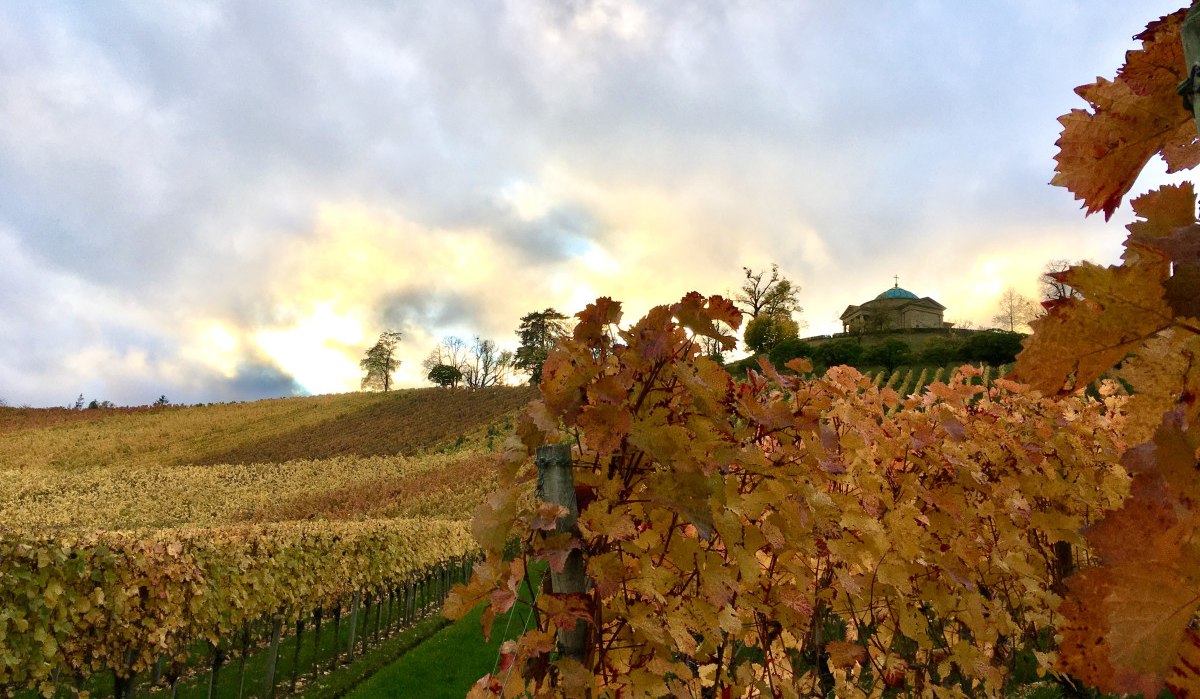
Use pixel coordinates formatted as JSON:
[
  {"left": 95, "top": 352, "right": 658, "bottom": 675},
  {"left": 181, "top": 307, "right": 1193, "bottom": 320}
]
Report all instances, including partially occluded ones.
[{"left": 0, "top": 385, "right": 535, "bottom": 472}]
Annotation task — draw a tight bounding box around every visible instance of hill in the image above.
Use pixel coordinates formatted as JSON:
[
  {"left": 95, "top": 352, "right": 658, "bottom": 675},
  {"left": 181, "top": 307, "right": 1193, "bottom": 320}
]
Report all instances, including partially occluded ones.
[{"left": 0, "top": 385, "right": 535, "bottom": 472}]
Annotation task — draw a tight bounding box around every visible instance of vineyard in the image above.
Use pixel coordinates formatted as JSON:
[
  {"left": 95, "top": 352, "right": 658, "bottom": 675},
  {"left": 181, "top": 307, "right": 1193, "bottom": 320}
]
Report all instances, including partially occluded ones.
[{"left": 0, "top": 387, "right": 532, "bottom": 697}]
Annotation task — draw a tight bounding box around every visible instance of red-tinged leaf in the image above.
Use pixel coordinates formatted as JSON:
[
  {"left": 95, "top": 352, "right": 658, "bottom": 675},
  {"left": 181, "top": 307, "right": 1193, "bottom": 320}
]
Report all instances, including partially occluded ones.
[
  {"left": 573, "top": 297, "right": 622, "bottom": 344},
  {"left": 577, "top": 401, "right": 631, "bottom": 456},
  {"left": 541, "top": 592, "right": 592, "bottom": 633},
  {"left": 533, "top": 532, "right": 581, "bottom": 574},
  {"left": 826, "top": 640, "right": 867, "bottom": 669},
  {"left": 488, "top": 560, "right": 525, "bottom": 617},
  {"left": 516, "top": 400, "right": 556, "bottom": 453},
  {"left": 497, "top": 639, "right": 518, "bottom": 672},
  {"left": 490, "top": 586, "right": 518, "bottom": 616},
  {"left": 529, "top": 503, "right": 569, "bottom": 532},
  {"left": 1145, "top": 223, "right": 1200, "bottom": 266},
  {"left": 1168, "top": 629, "right": 1200, "bottom": 697},
  {"left": 1052, "top": 9, "right": 1199, "bottom": 219},
  {"left": 1012, "top": 258, "right": 1173, "bottom": 394},
  {"left": 1058, "top": 409, "right": 1200, "bottom": 695},
  {"left": 672, "top": 292, "right": 742, "bottom": 348}
]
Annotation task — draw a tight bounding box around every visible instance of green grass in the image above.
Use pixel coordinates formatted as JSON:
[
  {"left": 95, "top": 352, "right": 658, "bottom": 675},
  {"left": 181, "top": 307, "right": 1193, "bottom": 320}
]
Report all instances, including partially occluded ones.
[{"left": 348, "top": 569, "right": 541, "bottom": 699}]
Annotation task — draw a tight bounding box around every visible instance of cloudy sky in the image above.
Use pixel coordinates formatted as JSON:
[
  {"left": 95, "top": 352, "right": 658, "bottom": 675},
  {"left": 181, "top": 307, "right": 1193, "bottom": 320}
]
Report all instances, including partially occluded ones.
[{"left": 0, "top": 1, "right": 1181, "bottom": 407}]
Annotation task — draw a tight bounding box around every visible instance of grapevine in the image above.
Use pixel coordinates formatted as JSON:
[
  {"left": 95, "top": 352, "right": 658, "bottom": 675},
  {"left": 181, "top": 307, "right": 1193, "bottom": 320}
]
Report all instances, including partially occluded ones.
[{"left": 449, "top": 6, "right": 1200, "bottom": 696}]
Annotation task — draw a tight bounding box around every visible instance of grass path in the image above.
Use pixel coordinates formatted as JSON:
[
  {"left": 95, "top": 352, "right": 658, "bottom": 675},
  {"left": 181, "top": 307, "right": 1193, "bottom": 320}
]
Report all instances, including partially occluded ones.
[{"left": 349, "top": 568, "right": 540, "bottom": 699}]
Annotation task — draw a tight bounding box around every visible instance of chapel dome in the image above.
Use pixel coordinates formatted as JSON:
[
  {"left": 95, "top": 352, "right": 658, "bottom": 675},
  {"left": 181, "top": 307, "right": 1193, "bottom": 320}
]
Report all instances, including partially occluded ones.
[{"left": 875, "top": 286, "right": 919, "bottom": 300}]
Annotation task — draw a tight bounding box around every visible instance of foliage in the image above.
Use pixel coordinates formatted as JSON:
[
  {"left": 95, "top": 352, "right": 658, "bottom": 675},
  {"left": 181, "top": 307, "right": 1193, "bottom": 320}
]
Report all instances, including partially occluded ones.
[
  {"left": 1013, "top": 6, "right": 1200, "bottom": 694},
  {"left": 743, "top": 312, "right": 800, "bottom": 354},
  {"left": 863, "top": 338, "right": 911, "bottom": 371},
  {"left": 812, "top": 337, "right": 864, "bottom": 368},
  {"left": 514, "top": 309, "right": 569, "bottom": 385},
  {"left": 0, "top": 517, "right": 477, "bottom": 692},
  {"left": 428, "top": 363, "right": 464, "bottom": 388},
  {"left": 918, "top": 336, "right": 963, "bottom": 366},
  {"left": 767, "top": 337, "right": 814, "bottom": 370},
  {"left": 449, "top": 294, "right": 1127, "bottom": 697},
  {"left": 360, "top": 330, "right": 403, "bottom": 392},
  {"left": 423, "top": 336, "right": 470, "bottom": 380},
  {"left": 735, "top": 264, "right": 803, "bottom": 321},
  {"left": 958, "top": 330, "right": 1024, "bottom": 367}
]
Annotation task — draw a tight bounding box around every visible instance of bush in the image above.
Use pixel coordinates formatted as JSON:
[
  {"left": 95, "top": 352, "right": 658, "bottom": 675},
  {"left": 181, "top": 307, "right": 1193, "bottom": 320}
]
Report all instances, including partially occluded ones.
[
  {"left": 959, "top": 331, "right": 1025, "bottom": 366},
  {"left": 813, "top": 338, "right": 864, "bottom": 369},
  {"left": 864, "top": 339, "right": 911, "bottom": 371},
  {"left": 743, "top": 314, "right": 800, "bottom": 354},
  {"left": 768, "top": 339, "right": 814, "bottom": 370},
  {"left": 919, "top": 337, "right": 963, "bottom": 366}
]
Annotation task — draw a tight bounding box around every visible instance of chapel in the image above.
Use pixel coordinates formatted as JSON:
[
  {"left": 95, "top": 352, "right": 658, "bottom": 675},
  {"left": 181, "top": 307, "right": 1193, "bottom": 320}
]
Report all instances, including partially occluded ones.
[{"left": 839, "top": 280, "right": 949, "bottom": 333}]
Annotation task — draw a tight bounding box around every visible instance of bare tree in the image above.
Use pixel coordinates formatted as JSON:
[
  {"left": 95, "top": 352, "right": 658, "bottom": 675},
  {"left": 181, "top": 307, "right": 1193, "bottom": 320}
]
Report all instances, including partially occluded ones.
[
  {"left": 735, "top": 264, "right": 802, "bottom": 319},
  {"left": 1040, "top": 259, "right": 1083, "bottom": 302},
  {"left": 421, "top": 336, "right": 470, "bottom": 376},
  {"left": 464, "top": 337, "right": 515, "bottom": 388},
  {"left": 991, "top": 288, "right": 1040, "bottom": 332}
]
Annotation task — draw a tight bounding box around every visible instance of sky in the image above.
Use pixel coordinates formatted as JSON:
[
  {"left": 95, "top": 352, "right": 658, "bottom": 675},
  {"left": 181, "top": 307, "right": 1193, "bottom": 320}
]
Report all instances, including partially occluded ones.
[{"left": 0, "top": 1, "right": 1184, "bottom": 407}]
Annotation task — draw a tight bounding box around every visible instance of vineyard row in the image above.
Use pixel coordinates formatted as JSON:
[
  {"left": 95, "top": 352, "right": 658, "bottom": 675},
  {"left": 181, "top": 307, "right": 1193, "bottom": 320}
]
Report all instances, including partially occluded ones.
[{"left": 0, "top": 517, "right": 479, "bottom": 695}]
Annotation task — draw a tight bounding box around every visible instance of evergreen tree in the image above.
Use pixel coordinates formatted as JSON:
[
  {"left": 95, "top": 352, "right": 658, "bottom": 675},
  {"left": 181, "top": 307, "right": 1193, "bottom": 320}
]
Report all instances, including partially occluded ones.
[{"left": 514, "top": 309, "right": 569, "bottom": 384}]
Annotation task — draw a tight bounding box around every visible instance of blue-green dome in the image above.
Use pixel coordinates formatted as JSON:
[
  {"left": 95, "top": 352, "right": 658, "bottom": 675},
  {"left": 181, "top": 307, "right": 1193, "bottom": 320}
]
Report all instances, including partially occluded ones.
[{"left": 876, "top": 286, "right": 919, "bottom": 300}]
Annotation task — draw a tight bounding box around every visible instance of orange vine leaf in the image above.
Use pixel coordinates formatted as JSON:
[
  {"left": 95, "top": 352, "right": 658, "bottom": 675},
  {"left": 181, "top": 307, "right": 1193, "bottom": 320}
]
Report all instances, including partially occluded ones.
[{"left": 1051, "top": 8, "right": 1199, "bottom": 219}]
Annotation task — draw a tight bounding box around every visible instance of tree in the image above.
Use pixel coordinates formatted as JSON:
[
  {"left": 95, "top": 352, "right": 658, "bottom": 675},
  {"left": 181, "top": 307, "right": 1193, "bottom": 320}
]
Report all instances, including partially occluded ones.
[
  {"left": 153, "top": 395, "right": 169, "bottom": 407},
  {"left": 360, "top": 330, "right": 402, "bottom": 391},
  {"left": 864, "top": 339, "right": 912, "bottom": 371},
  {"left": 427, "top": 363, "right": 463, "bottom": 389},
  {"left": 959, "top": 331, "right": 1024, "bottom": 366},
  {"left": 1039, "top": 259, "right": 1083, "bottom": 302},
  {"left": 735, "top": 264, "right": 803, "bottom": 319},
  {"left": 918, "top": 337, "right": 963, "bottom": 366},
  {"left": 813, "top": 338, "right": 864, "bottom": 368},
  {"left": 514, "top": 309, "right": 569, "bottom": 384},
  {"left": 743, "top": 313, "right": 799, "bottom": 354},
  {"left": 421, "top": 336, "right": 469, "bottom": 378},
  {"left": 990, "top": 288, "right": 1040, "bottom": 332},
  {"left": 464, "top": 337, "right": 515, "bottom": 388},
  {"left": 767, "top": 338, "right": 814, "bottom": 370}
]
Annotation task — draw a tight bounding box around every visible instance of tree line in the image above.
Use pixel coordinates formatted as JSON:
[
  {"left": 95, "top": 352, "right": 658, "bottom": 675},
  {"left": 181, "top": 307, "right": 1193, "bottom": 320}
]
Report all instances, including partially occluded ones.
[
  {"left": 359, "top": 309, "right": 569, "bottom": 391},
  {"left": 359, "top": 259, "right": 1079, "bottom": 391}
]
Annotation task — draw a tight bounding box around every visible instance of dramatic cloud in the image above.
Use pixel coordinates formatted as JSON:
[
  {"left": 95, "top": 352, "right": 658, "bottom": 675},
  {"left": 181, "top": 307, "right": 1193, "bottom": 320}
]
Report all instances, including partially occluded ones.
[{"left": 0, "top": 1, "right": 1169, "bottom": 406}]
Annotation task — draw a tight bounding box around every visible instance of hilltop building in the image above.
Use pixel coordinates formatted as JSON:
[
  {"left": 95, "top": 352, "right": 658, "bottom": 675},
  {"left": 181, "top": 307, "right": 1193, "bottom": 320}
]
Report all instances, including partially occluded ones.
[{"left": 840, "top": 279, "right": 949, "bottom": 333}]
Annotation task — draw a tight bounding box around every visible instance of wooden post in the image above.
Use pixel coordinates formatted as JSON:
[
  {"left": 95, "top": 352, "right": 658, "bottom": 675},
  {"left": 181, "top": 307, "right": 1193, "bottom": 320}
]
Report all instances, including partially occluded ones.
[
  {"left": 263, "top": 614, "right": 283, "bottom": 699},
  {"left": 1182, "top": 4, "right": 1200, "bottom": 134},
  {"left": 206, "top": 644, "right": 225, "bottom": 699},
  {"left": 347, "top": 591, "right": 361, "bottom": 659},
  {"left": 535, "top": 442, "right": 588, "bottom": 662}
]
